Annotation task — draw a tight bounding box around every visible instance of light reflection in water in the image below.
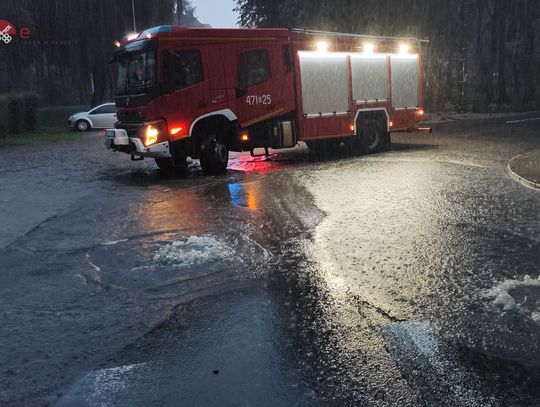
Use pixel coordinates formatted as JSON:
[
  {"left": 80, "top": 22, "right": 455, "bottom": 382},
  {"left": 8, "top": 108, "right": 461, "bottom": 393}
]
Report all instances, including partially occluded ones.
[
  {"left": 308, "top": 160, "right": 443, "bottom": 319},
  {"left": 134, "top": 186, "right": 214, "bottom": 242},
  {"left": 228, "top": 182, "right": 259, "bottom": 210}
]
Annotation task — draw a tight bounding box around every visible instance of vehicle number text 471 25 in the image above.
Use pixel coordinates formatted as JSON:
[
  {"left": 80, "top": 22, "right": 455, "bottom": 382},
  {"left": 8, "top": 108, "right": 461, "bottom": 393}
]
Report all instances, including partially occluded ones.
[{"left": 245, "top": 95, "right": 272, "bottom": 106}]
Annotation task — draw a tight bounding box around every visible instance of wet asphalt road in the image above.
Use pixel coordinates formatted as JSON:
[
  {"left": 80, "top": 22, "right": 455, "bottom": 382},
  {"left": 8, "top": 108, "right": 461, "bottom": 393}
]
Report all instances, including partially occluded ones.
[{"left": 0, "top": 117, "right": 539, "bottom": 406}]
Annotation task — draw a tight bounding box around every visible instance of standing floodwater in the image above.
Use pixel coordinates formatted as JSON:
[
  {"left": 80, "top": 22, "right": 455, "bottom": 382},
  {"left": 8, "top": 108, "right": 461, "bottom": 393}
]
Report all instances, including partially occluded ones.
[{"left": 1, "top": 117, "right": 540, "bottom": 406}]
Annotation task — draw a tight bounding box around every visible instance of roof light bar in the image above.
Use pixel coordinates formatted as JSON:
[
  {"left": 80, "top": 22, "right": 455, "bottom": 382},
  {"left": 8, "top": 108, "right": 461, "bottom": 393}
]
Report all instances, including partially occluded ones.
[
  {"left": 316, "top": 41, "right": 329, "bottom": 52},
  {"left": 363, "top": 43, "right": 375, "bottom": 54},
  {"left": 399, "top": 44, "right": 410, "bottom": 55}
]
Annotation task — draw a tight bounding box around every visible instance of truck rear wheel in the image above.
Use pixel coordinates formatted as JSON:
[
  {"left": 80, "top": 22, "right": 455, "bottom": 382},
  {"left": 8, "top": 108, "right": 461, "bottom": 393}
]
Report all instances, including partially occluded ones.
[
  {"left": 199, "top": 135, "right": 229, "bottom": 175},
  {"left": 359, "top": 119, "right": 387, "bottom": 154}
]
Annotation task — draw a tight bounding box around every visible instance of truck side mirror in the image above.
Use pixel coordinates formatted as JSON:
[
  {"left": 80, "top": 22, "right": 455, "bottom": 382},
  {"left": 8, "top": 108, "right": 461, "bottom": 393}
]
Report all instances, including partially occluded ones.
[{"left": 236, "top": 87, "right": 247, "bottom": 98}]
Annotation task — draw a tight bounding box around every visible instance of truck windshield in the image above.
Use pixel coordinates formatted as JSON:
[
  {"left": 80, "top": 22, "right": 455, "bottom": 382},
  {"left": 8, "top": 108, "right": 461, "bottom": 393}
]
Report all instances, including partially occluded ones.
[{"left": 116, "top": 50, "right": 156, "bottom": 95}]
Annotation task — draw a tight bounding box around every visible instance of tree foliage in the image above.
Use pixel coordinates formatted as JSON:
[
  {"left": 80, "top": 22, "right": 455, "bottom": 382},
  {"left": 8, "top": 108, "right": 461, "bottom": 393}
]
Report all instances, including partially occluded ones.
[
  {"left": 235, "top": 0, "right": 540, "bottom": 111},
  {"left": 0, "top": 0, "right": 197, "bottom": 106}
]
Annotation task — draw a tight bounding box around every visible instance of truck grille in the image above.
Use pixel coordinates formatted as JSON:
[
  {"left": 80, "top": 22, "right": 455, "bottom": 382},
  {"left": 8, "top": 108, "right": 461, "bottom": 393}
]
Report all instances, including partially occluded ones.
[
  {"left": 116, "top": 110, "right": 145, "bottom": 138},
  {"left": 116, "top": 121, "right": 143, "bottom": 138},
  {"left": 117, "top": 110, "right": 145, "bottom": 123}
]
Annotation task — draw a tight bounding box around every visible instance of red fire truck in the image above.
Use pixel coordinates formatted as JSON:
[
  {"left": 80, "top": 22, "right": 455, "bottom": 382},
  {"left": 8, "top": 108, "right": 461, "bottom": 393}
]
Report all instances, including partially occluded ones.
[{"left": 105, "top": 26, "right": 425, "bottom": 174}]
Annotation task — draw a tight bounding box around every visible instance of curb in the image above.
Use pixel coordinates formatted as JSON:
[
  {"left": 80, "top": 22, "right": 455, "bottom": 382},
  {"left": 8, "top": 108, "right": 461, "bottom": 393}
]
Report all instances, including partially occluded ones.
[{"left": 507, "top": 152, "right": 540, "bottom": 190}]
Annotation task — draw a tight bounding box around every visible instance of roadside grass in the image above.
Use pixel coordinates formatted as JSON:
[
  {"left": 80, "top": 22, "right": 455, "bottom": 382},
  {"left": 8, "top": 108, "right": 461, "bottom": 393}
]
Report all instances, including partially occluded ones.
[
  {"left": 0, "top": 105, "right": 89, "bottom": 147},
  {"left": 1, "top": 128, "right": 81, "bottom": 146}
]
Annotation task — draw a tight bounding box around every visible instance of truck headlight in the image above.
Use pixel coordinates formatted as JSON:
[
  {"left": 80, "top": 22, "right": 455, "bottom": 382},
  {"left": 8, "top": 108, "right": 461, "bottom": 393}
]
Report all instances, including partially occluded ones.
[
  {"left": 144, "top": 125, "right": 159, "bottom": 146},
  {"left": 142, "top": 120, "right": 167, "bottom": 147}
]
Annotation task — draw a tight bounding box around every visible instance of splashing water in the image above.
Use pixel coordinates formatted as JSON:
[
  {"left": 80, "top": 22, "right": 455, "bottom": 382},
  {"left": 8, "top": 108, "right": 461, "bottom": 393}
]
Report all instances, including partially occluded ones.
[
  {"left": 486, "top": 275, "right": 540, "bottom": 323},
  {"left": 153, "top": 235, "right": 235, "bottom": 267}
]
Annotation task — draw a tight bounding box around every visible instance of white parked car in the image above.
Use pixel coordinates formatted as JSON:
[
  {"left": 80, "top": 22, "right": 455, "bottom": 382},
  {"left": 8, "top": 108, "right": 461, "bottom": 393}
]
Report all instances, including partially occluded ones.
[{"left": 68, "top": 103, "right": 117, "bottom": 131}]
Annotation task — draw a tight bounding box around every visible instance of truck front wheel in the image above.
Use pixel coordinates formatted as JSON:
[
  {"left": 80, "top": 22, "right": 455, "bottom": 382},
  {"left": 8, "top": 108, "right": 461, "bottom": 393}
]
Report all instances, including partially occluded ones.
[{"left": 199, "top": 136, "right": 229, "bottom": 175}]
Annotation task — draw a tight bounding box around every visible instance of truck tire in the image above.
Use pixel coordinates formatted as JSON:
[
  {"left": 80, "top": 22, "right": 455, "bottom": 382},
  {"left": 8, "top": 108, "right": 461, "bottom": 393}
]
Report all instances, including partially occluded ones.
[
  {"left": 199, "top": 135, "right": 229, "bottom": 175},
  {"left": 359, "top": 119, "right": 386, "bottom": 153}
]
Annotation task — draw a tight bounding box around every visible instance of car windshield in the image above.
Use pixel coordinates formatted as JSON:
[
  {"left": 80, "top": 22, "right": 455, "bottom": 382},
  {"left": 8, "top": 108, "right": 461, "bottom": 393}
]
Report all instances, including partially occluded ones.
[{"left": 116, "top": 50, "right": 156, "bottom": 95}]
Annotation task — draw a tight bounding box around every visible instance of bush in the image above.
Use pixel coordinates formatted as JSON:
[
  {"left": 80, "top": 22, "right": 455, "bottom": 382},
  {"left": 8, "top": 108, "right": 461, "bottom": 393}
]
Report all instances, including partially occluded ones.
[
  {"left": 474, "top": 103, "right": 489, "bottom": 113},
  {"left": 500, "top": 103, "right": 512, "bottom": 113},
  {"left": 0, "top": 96, "right": 8, "bottom": 138},
  {"left": 442, "top": 101, "right": 458, "bottom": 113},
  {"left": 7, "top": 95, "right": 22, "bottom": 134},
  {"left": 467, "top": 94, "right": 489, "bottom": 113},
  {"left": 0, "top": 93, "right": 39, "bottom": 136},
  {"left": 22, "top": 93, "right": 38, "bottom": 131},
  {"left": 487, "top": 103, "right": 498, "bottom": 114},
  {"left": 524, "top": 100, "right": 539, "bottom": 111}
]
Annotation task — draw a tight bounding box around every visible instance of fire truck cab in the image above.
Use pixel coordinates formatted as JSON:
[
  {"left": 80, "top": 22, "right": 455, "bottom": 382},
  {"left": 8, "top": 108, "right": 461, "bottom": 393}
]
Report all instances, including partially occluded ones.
[{"left": 106, "top": 26, "right": 425, "bottom": 174}]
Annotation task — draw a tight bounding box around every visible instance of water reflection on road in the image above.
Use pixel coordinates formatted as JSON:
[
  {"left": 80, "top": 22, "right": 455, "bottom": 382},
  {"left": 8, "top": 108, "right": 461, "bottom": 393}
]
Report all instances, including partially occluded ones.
[{"left": 1, "top": 122, "right": 540, "bottom": 406}]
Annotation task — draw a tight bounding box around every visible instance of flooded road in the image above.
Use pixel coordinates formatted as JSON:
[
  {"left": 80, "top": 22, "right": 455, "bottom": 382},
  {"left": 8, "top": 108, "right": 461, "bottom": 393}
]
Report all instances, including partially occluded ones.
[{"left": 1, "top": 118, "right": 539, "bottom": 406}]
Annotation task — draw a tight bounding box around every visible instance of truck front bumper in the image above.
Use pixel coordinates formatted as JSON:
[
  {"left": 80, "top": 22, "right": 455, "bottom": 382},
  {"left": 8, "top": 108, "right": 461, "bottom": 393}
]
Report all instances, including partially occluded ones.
[{"left": 104, "top": 129, "right": 172, "bottom": 159}]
